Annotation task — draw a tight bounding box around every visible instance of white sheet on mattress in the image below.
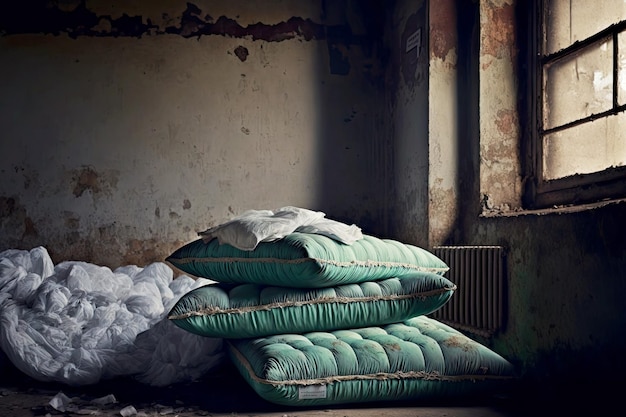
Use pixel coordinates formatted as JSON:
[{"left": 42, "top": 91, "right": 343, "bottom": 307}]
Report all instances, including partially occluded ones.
[{"left": 198, "top": 206, "right": 363, "bottom": 250}]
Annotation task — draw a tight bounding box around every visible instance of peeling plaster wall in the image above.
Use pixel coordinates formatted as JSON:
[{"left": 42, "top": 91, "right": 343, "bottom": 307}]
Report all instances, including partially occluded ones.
[
  {"left": 427, "top": 0, "right": 458, "bottom": 246},
  {"left": 471, "top": 0, "right": 626, "bottom": 392},
  {"left": 0, "top": 0, "right": 390, "bottom": 268},
  {"left": 478, "top": 0, "right": 522, "bottom": 211},
  {"left": 398, "top": 0, "right": 626, "bottom": 395}
]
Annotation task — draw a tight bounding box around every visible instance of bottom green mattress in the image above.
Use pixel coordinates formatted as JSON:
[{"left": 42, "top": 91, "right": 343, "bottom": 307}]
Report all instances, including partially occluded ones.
[{"left": 227, "top": 315, "right": 515, "bottom": 406}]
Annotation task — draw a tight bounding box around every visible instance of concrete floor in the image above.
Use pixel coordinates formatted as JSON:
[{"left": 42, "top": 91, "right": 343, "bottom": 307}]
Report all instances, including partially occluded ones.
[
  {"left": 0, "top": 361, "right": 517, "bottom": 417},
  {"left": 0, "top": 361, "right": 611, "bottom": 417}
]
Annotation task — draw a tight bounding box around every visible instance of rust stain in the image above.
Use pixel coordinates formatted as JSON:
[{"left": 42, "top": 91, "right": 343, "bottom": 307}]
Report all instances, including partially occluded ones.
[
  {"left": 123, "top": 237, "right": 188, "bottom": 268},
  {"left": 71, "top": 166, "right": 119, "bottom": 198},
  {"left": 0, "top": 198, "right": 187, "bottom": 268},
  {"left": 22, "top": 216, "right": 37, "bottom": 238},
  {"left": 495, "top": 109, "right": 517, "bottom": 136},
  {"left": 430, "top": 0, "right": 456, "bottom": 61},
  {"left": 125, "top": 238, "right": 159, "bottom": 266},
  {"left": 72, "top": 166, "right": 100, "bottom": 197},
  {"left": 481, "top": 2, "right": 516, "bottom": 61}
]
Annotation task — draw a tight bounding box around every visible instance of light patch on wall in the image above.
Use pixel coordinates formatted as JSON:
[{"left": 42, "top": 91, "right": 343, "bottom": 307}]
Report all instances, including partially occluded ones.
[
  {"left": 405, "top": 28, "right": 421, "bottom": 58},
  {"left": 479, "top": 0, "right": 522, "bottom": 213}
]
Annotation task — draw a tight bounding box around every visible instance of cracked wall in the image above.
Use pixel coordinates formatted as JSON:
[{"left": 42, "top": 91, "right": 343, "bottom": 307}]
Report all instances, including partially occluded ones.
[{"left": 0, "top": 0, "right": 390, "bottom": 267}]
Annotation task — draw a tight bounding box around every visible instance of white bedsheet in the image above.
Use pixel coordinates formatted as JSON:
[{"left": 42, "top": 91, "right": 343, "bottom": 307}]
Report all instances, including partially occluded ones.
[
  {"left": 198, "top": 206, "right": 363, "bottom": 250},
  {"left": 0, "top": 246, "right": 224, "bottom": 386}
]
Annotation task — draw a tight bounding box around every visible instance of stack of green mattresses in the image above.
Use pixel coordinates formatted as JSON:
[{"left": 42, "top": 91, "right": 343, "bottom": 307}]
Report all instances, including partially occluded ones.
[{"left": 166, "top": 232, "right": 515, "bottom": 406}]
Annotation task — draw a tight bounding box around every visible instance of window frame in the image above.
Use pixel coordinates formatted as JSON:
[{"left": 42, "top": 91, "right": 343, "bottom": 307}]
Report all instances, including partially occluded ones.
[{"left": 525, "top": 0, "right": 626, "bottom": 209}]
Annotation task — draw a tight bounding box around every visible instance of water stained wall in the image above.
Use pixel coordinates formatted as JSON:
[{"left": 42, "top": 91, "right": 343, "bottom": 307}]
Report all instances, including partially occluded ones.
[
  {"left": 0, "top": 0, "right": 390, "bottom": 268},
  {"left": 388, "top": 0, "right": 626, "bottom": 399}
]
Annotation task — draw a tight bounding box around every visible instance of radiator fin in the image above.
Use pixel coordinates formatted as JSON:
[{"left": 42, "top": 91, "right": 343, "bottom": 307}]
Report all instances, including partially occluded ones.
[{"left": 431, "top": 246, "right": 505, "bottom": 337}]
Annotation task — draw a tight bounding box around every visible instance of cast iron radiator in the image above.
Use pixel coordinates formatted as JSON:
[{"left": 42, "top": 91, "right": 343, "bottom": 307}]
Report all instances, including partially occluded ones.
[{"left": 431, "top": 245, "right": 505, "bottom": 337}]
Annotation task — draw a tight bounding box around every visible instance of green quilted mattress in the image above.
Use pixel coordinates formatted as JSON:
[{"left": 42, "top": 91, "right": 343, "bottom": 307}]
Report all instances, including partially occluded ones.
[
  {"left": 168, "top": 272, "right": 456, "bottom": 339},
  {"left": 227, "top": 315, "right": 515, "bottom": 406},
  {"left": 166, "top": 233, "right": 449, "bottom": 288}
]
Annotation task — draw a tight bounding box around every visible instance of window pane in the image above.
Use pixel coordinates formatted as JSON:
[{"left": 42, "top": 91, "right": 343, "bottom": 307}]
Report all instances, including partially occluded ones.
[
  {"left": 546, "top": 0, "right": 626, "bottom": 54},
  {"left": 542, "top": 113, "right": 626, "bottom": 180},
  {"left": 544, "top": 39, "right": 613, "bottom": 129}
]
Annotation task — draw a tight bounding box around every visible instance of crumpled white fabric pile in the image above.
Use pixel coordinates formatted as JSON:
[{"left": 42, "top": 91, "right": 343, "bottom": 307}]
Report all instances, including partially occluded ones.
[
  {"left": 199, "top": 206, "right": 364, "bottom": 250},
  {"left": 0, "top": 246, "right": 224, "bottom": 387}
]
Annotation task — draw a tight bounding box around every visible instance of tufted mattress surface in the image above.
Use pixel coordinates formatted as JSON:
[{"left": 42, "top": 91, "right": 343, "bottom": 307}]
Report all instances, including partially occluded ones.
[{"left": 227, "top": 315, "right": 515, "bottom": 406}]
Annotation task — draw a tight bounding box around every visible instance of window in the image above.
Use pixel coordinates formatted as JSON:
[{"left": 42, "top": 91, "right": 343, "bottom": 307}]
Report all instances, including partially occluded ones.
[{"left": 526, "top": 0, "right": 626, "bottom": 208}]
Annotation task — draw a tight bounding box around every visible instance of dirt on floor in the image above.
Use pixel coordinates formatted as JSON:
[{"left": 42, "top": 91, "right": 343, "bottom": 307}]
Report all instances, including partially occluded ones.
[
  {"left": 0, "top": 360, "right": 530, "bottom": 417},
  {"left": 0, "top": 359, "right": 614, "bottom": 417}
]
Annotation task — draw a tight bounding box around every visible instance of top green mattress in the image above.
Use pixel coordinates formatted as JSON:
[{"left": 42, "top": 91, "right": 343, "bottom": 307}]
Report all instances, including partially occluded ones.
[{"left": 166, "top": 232, "right": 449, "bottom": 288}]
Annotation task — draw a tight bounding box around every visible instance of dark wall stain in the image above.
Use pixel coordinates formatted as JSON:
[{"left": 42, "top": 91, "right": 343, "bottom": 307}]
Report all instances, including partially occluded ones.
[
  {"left": 69, "top": 166, "right": 119, "bottom": 198},
  {"left": 343, "top": 109, "right": 357, "bottom": 123},
  {"left": 0, "top": 1, "right": 388, "bottom": 83},
  {"left": 0, "top": 196, "right": 38, "bottom": 248},
  {"left": 72, "top": 166, "right": 100, "bottom": 197},
  {"left": 234, "top": 45, "right": 248, "bottom": 62},
  {"left": 328, "top": 43, "right": 351, "bottom": 75},
  {"left": 63, "top": 211, "right": 80, "bottom": 229},
  {"left": 430, "top": 0, "right": 456, "bottom": 61},
  {"left": 124, "top": 237, "right": 164, "bottom": 266},
  {"left": 23, "top": 216, "right": 38, "bottom": 238},
  {"left": 172, "top": 7, "right": 324, "bottom": 42},
  {"left": 0, "top": 196, "right": 16, "bottom": 218},
  {"left": 0, "top": 0, "right": 155, "bottom": 38},
  {"left": 1, "top": 1, "right": 345, "bottom": 43}
]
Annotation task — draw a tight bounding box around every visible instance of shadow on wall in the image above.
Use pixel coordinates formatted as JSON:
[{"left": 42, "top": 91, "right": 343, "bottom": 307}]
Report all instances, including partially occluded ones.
[
  {"left": 314, "top": 0, "right": 391, "bottom": 236},
  {"left": 446, "top": 0, "right": 481, "bottom": 246}
]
